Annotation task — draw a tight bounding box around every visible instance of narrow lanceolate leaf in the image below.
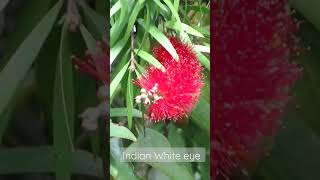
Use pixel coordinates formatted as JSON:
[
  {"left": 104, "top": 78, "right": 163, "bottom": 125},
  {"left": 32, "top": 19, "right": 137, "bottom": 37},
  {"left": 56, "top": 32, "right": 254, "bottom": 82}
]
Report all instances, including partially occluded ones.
[
  {"left": 153, "top": 0, "right": 169, "bottom": 13},
  {"left": 191, "top": 96, "right": 210, "bottom": 135},
  {"left": 110, "top": 108, "right": 142, "bottom": 118},
  {"left": 163, "top": 0, "right": 181, "bottom": 23},
  {"left": 136, "top": 1, "right": 151, "bottom": 52},
  {"left": 138, "top": 19, "right": 179, "bottom": 61},
  {"left": 0, "top": 146, "right": 102, "bottom": 177},
  {"left": 128, "top": 128, "right": 194, "bottom": 180},
  {"left": 77, "top": 0, "right": 107, "bottom": 36},
  {"left": 110, "top": 0, "right": 121, "bottom": 17},
  {"left": 164, "top": 21, "right": 204, "bottom": 38},
  {"left": 134, "top": 49, "right": 165, "bottom": 71},
  {"left": 110, "top": 0, "right": 129, "bottom": 46},
  {"left": 196, "top": 51, "right": 210, "bottom": 70},
  {"left": 52, "top": 22, "right": 75, "bottom": 180},
  {"left": 126, "top": 71, "right": 134, "bottom": 129},
  {"left": 0, "top": 0, "right": 63, "bottom": 117},
  {"left": 110, "top": 38, "right": 127, "bottom": 65},
  {"left": 123, "top": 0, "right": 145, "bottom": 43},
  {"left": 162, "top": 0, "right": 182, "bottom": 31},
  {"left": 173, "top": 0, "right": 180, "bottom": 11},
  {"left": 110, "top": 122, "right": 137, "bottom": 141},
  {"left": 194, "top": 45, "right": 210, "bottom": 53},
  {"left": 110, "top": 62, "right": 129, "bottom": 99},
  {"left": 80, "top": 24, "right": 97, "bottom": 52}
]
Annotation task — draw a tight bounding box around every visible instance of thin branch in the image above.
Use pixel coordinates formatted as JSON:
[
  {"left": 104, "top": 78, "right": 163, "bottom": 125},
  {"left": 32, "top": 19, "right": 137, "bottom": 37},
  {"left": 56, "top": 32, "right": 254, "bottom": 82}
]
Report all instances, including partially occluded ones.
[{"left": 129, "top": 29, "right": 136, "bottom": 71}]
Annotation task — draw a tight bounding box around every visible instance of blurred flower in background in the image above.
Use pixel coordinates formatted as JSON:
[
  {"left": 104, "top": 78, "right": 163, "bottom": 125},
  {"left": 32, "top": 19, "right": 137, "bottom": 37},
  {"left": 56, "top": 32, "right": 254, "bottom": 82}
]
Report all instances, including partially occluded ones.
[
  {"left": 73, "top": 41, "right": 108, "bottom": 131},
  {"left": 212, "top": 0, "right": 301, "bottom": 179},
  {"left": 72, "top": 41, "right": 108, "bottom": 84}
]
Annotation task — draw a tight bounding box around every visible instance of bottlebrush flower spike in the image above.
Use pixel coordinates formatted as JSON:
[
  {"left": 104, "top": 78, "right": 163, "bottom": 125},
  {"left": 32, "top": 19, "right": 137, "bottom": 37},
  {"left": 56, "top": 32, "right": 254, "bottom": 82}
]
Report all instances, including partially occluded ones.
[
  {"left": 135, "top": 37, "right": 204, "bottom": 122},
  {"left": 72, "top": 41, "right": 108, "bottom": 83},
  {"left": 212, "top": 0, "right": 301, "bottom": 179}
]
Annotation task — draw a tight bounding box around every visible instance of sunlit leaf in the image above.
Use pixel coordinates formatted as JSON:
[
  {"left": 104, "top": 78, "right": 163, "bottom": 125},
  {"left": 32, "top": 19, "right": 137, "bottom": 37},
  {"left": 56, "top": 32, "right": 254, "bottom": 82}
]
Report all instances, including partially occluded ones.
[
  {"left": 110, "top": 122, "right": 137, "bottom": 141},
  {"left": 138, "top": 19, "right": 179, "bottom": 61},
  {"left": 134, "top": 49, "right": 165, "bottom": 71},
  {"left": 110, "top": 61, "right": 129, "bottom": 100}
]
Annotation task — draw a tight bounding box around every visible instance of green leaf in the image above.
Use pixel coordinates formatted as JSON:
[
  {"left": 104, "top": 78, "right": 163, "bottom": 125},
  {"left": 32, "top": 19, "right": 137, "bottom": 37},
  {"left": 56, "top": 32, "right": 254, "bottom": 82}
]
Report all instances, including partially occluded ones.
[
  {"left": 191, "top": 96, "right": 210, "bottom": 135},
  {"left": 295, "top": 22, "right": 320, "bottom": 134},
  {"left": 257, "top": 107, "right": 320, "bottom": 180},
  {"left": 110, "top": 138, "right": 140, "bottom": 180},
  {"left": 0, "top": 0, "right": 52, "bottom": 69},
  {"left": 52, "top": 22, "right": 75, "bottom": 180},
  {"left": 0, "top": 146, "right": 102, "bottom": 177},
  {"left": 153, "top": 0, "right": 170, "bottom": 15},
  {"left": 0, "top": 0, "right": 63, "bottom": 117},
  {"left": 167, "top": 124, "right": 194, "bottom": 173},
  {"left": 110, "top": 163, "right": 118, "bottom": 179},
  {"left": 196, "top": 51, "right": 210, "bottom": 70},
  {"left": 123, "top": 0, "right": 146, "bottom": 44},
  {"left": 190, "top": 25, "right": 210, "bottom": 37},
  {"left": 34, "top": 21, "right": 62, "bottom": 110},
  {"left": 110, "top": 62, "right": 129, "bottom": 99},
  {"left": 78, "top": 0, "right": 107, "bottom": 37},
  {"left": 110, "top": 0, "right": 129, "bottom": 46},
  {"left": 164, "top": 21, "right": 205, "bottom": 38},
  {"left": 110, "top": 122, "right": 137, "bottom": 141},
  {"left": 194, "top": 45, "right": 210, "bottom": 53},
  {"left": 134, "top": 49, "right": 165, "bottom": 71},
  {"left": 111, "top": 48, "right": 130, "bottom": 80},
  {"left": 294, "top": 61, "right": 320, "bottom": 134},
  {"left": 0, "top": 69, "right": 36, "bottom": 141},
  {"left": 128, "top": 128, "right": 194, "bottom": 180},
  {"left": 110, "top": 0, "right": 121, "bottom": 17},
  {"left": 126, "top": 71, "right": 134, "bottom": 129},
  {"left": 291, "top": 0, "right": 320, "bottom": 31},
  {"left": 173, "top": 0, "right": 180, "bottom": 11},
  {"left": 136, "top": 1, "right": 152, "bottom": 53},
  {"left": 138, "top": 19, "right": 179, "bottom": 60},
  {"left": 111, "top": 108, "right": 143, "bottom": 118},
  {"left": 162, "top": 0, "right": 182, "bottom": 31},
  {"left": 80, "top": 24, "right": 97, "bottom": 51},
  {"left": 168, "top": 124, "right": 185, "bottom": 147},
  {"left": 110, "top": 38, "right": 127, "bottom": 65}
]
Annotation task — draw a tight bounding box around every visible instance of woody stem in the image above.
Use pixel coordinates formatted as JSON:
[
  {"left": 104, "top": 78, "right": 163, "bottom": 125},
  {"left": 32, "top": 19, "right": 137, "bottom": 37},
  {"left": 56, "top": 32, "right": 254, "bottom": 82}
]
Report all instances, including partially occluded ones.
[
  {"left": 129, "top": 30, "right": 136, "bottom": 71},
  {"left": 66, "top": 0, "right": 80, "bottom": 31}
]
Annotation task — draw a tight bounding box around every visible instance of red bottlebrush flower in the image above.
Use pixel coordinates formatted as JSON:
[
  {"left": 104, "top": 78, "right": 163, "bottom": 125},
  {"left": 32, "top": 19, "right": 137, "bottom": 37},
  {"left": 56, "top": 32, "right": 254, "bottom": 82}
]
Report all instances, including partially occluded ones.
[
  {"left": 135, "top": 37, "right": 204, "bottom": 122},
  {"left": 212, "top": 0, "right": 301, "bottom": 179},
  {"left": 72, "top": 42, "right": 109, "bottom": 83}
]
